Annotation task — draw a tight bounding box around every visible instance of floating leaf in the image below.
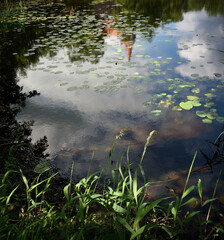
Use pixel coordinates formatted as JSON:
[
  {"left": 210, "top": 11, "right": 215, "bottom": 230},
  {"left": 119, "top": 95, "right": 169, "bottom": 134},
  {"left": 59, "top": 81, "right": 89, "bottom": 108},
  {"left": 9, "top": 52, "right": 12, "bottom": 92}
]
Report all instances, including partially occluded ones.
[
  {"left": 191, "top": 73, "right": 199, "bottom": 78},
  {"left": 204, "top": 102, "right": 214, "bottom": 108},
  {"left": 54, "top": 71, "right": 63, "bottom": 74},
  {"left": 150, "top": 110, "right": 162, "bottom": 116},
  {"left": 34, "top": 160, "right": 50, "bottom": 173},
  {"left": 80, "top": 85, "right": 90, "bottom": 90},
  {"left": 67, "top": 86, "right": 78, "bottom": 91},
  {"left": 216, "top": 116, "right": 224, "bottom": 124},
  {"left": 187, "top": 96, "right": 199, "bottom": 101},
  {"left": 196, "top": 111, "right": 206, "bottom": 118},
  {"left": 172, "top": 106, "right": 182, "bottom": 111},
  {"left": 135, "top": 55, "right": 144, "bottom": 57},
  {"left": 207, "top": 112, "right": 217, "bottom": 120},
  {"left": 202, "top": 118, "right": 212, "bottom": 124},
  {"left": 179, "top": 101, "right": 193, "bottom": 110},
  {"left": 214, "top": 73, "right": 222, "bottom": 78},
  {"left": 192, "top": 100, "right": 201, "bottom": 107},
  {"left": 205, "top": 93, "right": 216, "bottom": 98},
  {"left": 60, "top": 82, "right": 68, "bottom": 86},
  {"left": 192, "top": 88, "right": 200, "bottom": 94},
  {"left": 133, "top": 89, "right": 143, "bottom": 94}
]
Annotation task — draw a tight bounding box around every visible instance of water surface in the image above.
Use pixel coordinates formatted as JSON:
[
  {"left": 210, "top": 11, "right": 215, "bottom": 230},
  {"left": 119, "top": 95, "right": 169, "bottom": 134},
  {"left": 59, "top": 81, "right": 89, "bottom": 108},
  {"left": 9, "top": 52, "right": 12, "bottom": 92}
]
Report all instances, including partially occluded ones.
[{"left": 1, "top": 0, "right": 224, "bottom": 195}]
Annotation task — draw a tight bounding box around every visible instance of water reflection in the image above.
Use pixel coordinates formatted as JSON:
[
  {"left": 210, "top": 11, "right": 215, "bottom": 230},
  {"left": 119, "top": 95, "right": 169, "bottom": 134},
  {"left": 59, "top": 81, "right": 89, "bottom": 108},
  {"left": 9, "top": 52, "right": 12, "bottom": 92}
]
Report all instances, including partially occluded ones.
[
  {"left": 175, "top": 10, "right": 224, "bottom": 79},
  {"left": 1, "top": 0, "right": 224, "bottom": 183}
]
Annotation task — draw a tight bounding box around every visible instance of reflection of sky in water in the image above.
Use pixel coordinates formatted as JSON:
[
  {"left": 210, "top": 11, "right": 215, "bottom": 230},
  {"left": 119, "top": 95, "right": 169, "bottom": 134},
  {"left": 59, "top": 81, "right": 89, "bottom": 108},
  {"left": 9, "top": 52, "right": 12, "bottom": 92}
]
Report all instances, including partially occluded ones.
[{"left": 17, "top": 8, "right": 224, "bottom": 182}]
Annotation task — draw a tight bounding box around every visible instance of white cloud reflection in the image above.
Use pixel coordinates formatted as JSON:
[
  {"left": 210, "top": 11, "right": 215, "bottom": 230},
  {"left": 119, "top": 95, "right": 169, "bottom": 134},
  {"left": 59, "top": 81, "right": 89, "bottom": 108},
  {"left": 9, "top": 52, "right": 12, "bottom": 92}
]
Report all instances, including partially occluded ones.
[{"left": 175, "top": 10, "right": 224, "bottom": 79}]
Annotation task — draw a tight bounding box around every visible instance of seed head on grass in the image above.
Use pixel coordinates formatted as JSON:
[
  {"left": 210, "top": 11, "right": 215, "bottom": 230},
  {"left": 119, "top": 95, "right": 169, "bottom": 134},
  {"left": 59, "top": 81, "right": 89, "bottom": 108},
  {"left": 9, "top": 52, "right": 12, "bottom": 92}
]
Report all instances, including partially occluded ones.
[{"left": 140, "top": 130, "right": 157, "bottom": 165}]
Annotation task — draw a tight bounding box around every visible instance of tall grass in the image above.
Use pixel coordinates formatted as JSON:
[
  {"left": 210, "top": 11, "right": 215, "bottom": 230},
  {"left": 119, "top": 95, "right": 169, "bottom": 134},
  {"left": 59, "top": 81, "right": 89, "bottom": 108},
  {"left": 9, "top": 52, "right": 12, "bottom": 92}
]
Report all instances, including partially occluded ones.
[{"left": 0, "top": 131, "right": 223, "bottom": 239}]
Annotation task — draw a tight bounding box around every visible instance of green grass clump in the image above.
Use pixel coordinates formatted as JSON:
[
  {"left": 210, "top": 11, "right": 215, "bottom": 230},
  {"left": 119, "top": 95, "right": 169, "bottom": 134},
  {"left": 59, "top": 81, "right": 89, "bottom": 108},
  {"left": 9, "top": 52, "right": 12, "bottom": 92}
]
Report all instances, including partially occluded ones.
[{"left": 0, "top": 131, "right": 224, "bottom": 239}]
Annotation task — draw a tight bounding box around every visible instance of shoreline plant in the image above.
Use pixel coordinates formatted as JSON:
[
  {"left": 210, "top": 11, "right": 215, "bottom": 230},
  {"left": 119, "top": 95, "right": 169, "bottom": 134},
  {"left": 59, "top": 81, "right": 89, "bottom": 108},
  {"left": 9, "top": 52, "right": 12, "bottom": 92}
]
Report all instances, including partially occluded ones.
[{"left": 0, "top": 131, "right": 224, "bottom": 239}]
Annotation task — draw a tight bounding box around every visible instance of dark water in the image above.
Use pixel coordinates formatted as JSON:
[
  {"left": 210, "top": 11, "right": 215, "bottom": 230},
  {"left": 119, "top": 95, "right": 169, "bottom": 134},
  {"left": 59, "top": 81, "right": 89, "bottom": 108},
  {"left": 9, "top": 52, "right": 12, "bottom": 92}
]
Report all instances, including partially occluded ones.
[{"left": 1, "top": 0, "right": 224, "bottom": 196}]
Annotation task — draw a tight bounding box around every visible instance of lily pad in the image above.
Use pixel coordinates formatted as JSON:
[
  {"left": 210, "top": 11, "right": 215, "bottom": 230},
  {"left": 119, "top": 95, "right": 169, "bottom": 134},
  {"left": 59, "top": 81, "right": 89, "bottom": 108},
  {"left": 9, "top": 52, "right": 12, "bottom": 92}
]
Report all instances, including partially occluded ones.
[
  {"left": 187, "top": 96, "right": 199, "bottom": 101},
  {"left": 192, "top": 100, "right": 201, "bottom": 107},
  {"left": 179, "top": 101, "right": 193, "bottom": 110},
  {"left": 150, "top": 110, "right": 162, "bottom": 116},
  {"left": 192, "top": 88, "right": 200, "bottom": 94},
  {"left": 204, "top": 102, "right": 214, "bottom": 108},
  {"left": 191, "top": 73, "right": 199, "bottom": 78},
  {"left": 80, "top": 85, "right": 90, "bottom": 90},
  {"left": 60, "top": 82, "right": 68, "bottom": 86},
  {"left": 216, "top": 116, "right": 224, "bottom": 124},
  {"left": 196, "top": 111, "right": 206, "bottom": 118},
  {"left": 207, "top": 112, "right": 218, "bottom": 120},
  {"left": 172, "top": 106, "right": 182, "bottom": 111},
  {"left": 214, "top": 73, "right": 222, "bottom": 77},
  {"left": 34, "top": 160, "right": 50, "bottom": 173},
  {"left": 67, "top": 86, "right": 78, "bottom": 91},
  {"left": 202, "top": 118, "right": 212, "bottom": 124}
]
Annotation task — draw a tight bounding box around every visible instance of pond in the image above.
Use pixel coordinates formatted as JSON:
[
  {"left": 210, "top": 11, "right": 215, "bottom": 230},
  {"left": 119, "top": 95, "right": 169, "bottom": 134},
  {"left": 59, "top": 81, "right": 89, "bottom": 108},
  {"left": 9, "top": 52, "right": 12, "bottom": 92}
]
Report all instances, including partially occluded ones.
[{"left": 1, "top": 0, "right": 224, "bottom": 197}]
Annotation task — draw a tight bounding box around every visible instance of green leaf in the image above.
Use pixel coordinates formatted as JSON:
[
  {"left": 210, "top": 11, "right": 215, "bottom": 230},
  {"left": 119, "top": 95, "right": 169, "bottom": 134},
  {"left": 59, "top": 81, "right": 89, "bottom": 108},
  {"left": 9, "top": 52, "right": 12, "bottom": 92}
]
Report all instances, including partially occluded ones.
[
  {"left": 179, "top": 101, "right": 193, "bottom": 110},
  {"left": 187, "top": 96, "right": 199, "bottom": 101},
  {"left": 216, "top": 116, "right": 224, "bottom": 124},
  {"left": 196, "top": 111, "right": 206, "bottom": 118},
  {"left": 133, "top": 171, "right": 138, "bottom": 203},
  {"left": 198, "top": 179, "right": 202, "bottom": 199},
  {"left": 34, "top": 161, "right": 50, "bottom": 173},
  {"left": 131, "top": 226, "right": 146, "bottom": 240},
  {"left": 192, "top": 100, "right": 201, "bottom": 107},
  {"left": 117, "top": 216, "right": 134, "bottom": 234},
  {"left": 202, "top": 118, "right": 212, "bottom": 124},
  {"left": 20, "top": 169, "right": 29, "bottom": 190},
  {"left": 181, "top": 197, "right": 198, "bottom": 207},
  {"left": 184, "top": 211, "right": 201, "bottom": 222},
  {"left": 202, "top": 198, "right": 217, "bottom": 207},
  {"left": 134, "top": 197, "right": 169, "bottom": 229},
  {"left": 207, "top": 112, "right": 217, "bottom": 120},
  {"left": 64, "top": 184, "right": 70, "bottom": 201},
  {"left": 150, "top": 110, "right": 162, "bottom": 116},
  {"left": 6, "top": 185, "right": 19, "bottom": 205},
  {"left": 112, "top": 203, "right": 126, "bottom": 213},
  {"left": 182, "top": 185, "right": 197, "bottom": 199}
]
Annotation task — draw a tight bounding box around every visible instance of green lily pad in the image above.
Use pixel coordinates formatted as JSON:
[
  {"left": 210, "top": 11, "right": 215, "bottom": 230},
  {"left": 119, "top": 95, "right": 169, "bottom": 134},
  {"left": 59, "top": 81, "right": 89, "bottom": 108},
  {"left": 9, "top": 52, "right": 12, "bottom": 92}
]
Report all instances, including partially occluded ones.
[
  {"left": 196, "top": 111, "right": 206, "bottom": 118},
  {"left": 150, "top": 110, "right": 162, "bottom": 116},
  {"left": 207, "top": 112, "right": 218, "bottom": 120},
  {"left": 191, "top": 73, "right": 199, "bottom": 78},
  {"left": 192, "top": 88, "right": 200, "bottom": 93},
  {"left": 67, "top": 86, "right": 78, "bottom": 91},
  {"left": 136, "top": 55, "right": 144, "bottom": 57},
  {"left": 172, "top": 106, "right": 182, "bottom": 111},
  {"left": 216, "top": 116, "right": 224, "bottom": 124},
  {"left": 60, "top": 82, "right": 68, "bottom": 86},
  {"left": 80, "top": 85, "right": 90, "bottom": 90},
  {"left": 34, "top": 160, "right": 50, "bottom": 173},
  {"left": 204, "top": 93, "right": 216, "bottom": 98},
  {"left": 187, "top": 96, "right": 199, "bottom": 101},
  {"left": 179, "top": 101, "right": 193, "bottom": 110},
  {"left": 204, "top": 102, "right": 214, "bottom": 108},
  {"left": 202, "top": 118, "right": 212, "bottom": 124},
  {"left": 133, "top": 89, "right": 144, "bottom": 94},
  {"left": 192, "top": 100, "right": 201, "bottom": 107}
]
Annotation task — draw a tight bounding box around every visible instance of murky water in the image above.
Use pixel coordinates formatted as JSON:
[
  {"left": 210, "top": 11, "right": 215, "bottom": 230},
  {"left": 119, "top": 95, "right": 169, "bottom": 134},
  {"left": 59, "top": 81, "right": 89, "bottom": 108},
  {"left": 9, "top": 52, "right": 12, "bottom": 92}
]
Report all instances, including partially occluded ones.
[{"left": 1, "top": 0, "right": 224, "bottom": 194}]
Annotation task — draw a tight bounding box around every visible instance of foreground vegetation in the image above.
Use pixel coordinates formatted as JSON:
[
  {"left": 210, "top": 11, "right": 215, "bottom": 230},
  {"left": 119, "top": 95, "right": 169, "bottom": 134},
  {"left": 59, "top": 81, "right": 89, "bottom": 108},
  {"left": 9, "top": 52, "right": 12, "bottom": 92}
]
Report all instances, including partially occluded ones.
[{"left": 0, "top": 131, "right": 223, "bottom": 240}]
